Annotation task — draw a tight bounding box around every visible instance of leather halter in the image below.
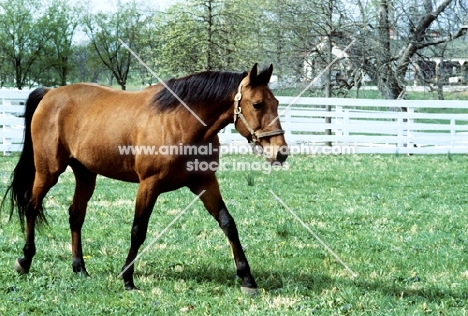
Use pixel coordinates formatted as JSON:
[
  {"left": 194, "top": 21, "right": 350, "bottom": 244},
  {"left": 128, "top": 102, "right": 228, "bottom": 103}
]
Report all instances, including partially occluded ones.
[{"left": 233, "top": 80, "right": 285, "bottom": 147}]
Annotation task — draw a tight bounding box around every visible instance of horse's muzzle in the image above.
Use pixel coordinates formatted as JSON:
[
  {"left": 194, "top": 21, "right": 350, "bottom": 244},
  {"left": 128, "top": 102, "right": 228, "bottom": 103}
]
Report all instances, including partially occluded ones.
[
  {"left": 276, "top": 150, "right": 288, "bottom": 164},
  {"left": 260, "top": 144, "right": 288, "bottom": 164}
]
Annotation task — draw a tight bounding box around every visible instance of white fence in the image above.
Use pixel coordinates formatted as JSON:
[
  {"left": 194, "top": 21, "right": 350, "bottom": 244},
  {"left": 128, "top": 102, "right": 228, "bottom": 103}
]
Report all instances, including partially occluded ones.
[
  {"left": 1, "top": 90, "right": 29, "bottom": 153},
  {"left": 1, "top": 91, "right": 468, "bottom": 154},
  {"left": 221, "top": 97, "right": 468, "bottom": 154}
]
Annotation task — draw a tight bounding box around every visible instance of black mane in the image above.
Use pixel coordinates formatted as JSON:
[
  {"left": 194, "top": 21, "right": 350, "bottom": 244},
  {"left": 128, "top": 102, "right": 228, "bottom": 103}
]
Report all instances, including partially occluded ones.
[{"left": 153, "top": 70, "right": 248, "bottom": 111}]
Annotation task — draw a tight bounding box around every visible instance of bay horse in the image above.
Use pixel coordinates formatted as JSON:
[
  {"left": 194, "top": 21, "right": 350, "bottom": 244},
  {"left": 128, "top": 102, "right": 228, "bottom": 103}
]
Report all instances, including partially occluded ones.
[{"left": 2, "top": 64, "right": 288, "bottom": 294}]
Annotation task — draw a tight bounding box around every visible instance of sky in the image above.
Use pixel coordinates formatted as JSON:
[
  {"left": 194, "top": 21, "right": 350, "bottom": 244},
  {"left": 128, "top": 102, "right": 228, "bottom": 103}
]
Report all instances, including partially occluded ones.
[{"left": 89, "top": 0, "right": 177, "bottom": 13}]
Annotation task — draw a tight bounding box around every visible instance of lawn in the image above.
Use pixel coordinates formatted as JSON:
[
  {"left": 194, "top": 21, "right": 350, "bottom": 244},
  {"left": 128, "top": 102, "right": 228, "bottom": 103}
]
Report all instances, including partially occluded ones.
[
  {"left": 0, "top": 154, "right": 467, "bottom": 315},
  {"left": 273, "top": 86, "right": 468, "bottom": 100}
]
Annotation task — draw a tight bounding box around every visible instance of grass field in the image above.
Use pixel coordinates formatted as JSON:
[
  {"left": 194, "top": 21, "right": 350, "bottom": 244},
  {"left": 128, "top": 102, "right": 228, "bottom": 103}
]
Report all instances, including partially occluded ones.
[
  {"left": 0, "top": 154, "right": 467, "bottom": 315},
  {"left": 272, "top": 86, "right": 468, "bottom": 101}
]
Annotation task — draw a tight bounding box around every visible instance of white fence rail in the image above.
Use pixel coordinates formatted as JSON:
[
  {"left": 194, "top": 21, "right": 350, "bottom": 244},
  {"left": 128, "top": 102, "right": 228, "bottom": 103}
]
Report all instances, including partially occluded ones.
[
  {"left": 1, "top": 90, "right": 30, "bottom": 153},
  {"left": 2, "top": 91, "right": 468, "bottom": 154}
]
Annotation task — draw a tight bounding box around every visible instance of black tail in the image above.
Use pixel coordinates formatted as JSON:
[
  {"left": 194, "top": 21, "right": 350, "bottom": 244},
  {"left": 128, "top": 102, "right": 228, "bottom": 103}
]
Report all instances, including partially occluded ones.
[{"left": 1, "top": 87, "right": 49, "bottom": 231}]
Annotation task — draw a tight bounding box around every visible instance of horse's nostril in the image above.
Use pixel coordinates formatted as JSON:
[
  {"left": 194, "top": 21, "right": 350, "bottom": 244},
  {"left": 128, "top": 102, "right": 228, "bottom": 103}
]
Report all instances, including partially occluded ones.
[{"left": 276, "top": 150, "right": 288, "bottom": 163}]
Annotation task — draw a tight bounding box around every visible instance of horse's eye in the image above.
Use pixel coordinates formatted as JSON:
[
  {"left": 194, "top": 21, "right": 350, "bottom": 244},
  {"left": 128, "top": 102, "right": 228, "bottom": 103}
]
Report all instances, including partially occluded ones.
[{"left": 253, "top": 101, "right": 263, "bottom": 110}]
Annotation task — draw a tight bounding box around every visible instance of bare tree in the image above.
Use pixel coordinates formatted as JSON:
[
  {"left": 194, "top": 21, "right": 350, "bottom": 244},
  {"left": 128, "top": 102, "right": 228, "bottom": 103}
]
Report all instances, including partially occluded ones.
[
  {"left": 352, "top": 0, "right": 468, "bottom": 99},
  {"left": 84, "top": 1, "right": 150, "bottom": 90}
]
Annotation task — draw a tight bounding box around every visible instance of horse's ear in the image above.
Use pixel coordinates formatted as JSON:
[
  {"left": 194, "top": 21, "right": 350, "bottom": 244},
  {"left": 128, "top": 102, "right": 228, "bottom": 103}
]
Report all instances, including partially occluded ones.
[
  {"left": 266, "top": 64, "right": 273, "bottom": 82},
  {"left": 248, "top": 63, "right": 258, "bottom": 82},
  {"left": 248, "top": 63, "right": 273, "bottom": 86}
]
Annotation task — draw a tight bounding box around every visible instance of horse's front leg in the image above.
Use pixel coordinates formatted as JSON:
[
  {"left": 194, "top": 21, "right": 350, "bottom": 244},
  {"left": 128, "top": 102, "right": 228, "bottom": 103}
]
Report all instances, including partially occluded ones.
[
  {"left": 69, "top": 161, "right": 97, "bottom": 276},
  {"left": 189, "top": 175, "right": 258, "bottom": 295},
  {"left": 120, "top": 177, "right": 159, "bottom": 290}
]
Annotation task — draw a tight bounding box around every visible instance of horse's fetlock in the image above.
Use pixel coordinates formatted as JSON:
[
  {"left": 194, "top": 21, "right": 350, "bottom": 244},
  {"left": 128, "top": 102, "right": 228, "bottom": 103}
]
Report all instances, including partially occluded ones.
[{"left": 23, "top": 244, "right": 36, "bottom": 258}]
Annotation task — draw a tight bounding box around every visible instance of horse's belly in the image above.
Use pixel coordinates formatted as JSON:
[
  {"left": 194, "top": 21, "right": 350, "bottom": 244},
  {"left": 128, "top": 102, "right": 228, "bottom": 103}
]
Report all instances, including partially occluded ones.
[{"left": 73, "top": 150, "right": 140, "bottom": 183}]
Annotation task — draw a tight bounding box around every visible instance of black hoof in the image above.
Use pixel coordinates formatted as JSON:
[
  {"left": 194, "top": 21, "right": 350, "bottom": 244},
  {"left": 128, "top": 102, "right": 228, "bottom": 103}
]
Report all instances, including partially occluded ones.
[
  {"left": 124, "top": 281, "right": 139, "bottom": 291},
  {"left": 14, "top": 258, "right": 30, "bottom": 274},
  {"left": 77, "top": 270, "right": 91, "bottom": 278},
  {"left": 73, "top": 265, "right": 90, "bottom": 278},
  {"left": 241, "top": 287, "right": 259, "bottom": 296}
]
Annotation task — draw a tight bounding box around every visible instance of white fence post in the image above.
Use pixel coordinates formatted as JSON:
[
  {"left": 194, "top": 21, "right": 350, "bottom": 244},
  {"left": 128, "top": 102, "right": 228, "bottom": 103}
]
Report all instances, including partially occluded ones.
[
  {"left": 406, "top": 106, "right": 414, "bottom": 150},
  {"left": 2, "top": 99, "right": 11, "bottom": 155},
  {"left": 450, "top": 118, "right": 456, "bottom": 150},
  {"left": 335, "top": 105, "right": 342, "bottom": 138}
]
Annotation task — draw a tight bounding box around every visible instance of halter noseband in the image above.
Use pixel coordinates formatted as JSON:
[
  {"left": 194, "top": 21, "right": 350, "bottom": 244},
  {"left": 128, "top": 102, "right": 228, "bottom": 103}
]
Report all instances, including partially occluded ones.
[{"left": 233, "top": 81, "right": 285, "bottom": 147}]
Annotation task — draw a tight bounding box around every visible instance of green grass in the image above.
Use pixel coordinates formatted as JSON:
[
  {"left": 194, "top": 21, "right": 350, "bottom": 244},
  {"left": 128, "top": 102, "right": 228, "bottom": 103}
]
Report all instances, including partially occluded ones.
[
  {"left": 1, "top": 154, "right": 468, "bottom": 315},
  {"left": 273, "top": 87, "right": 468, "bottom": 100}
]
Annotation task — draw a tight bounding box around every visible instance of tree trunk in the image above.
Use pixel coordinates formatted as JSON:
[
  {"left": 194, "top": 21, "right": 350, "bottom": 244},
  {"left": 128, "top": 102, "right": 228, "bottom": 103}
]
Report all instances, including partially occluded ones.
[
  {"left": 206, "top": 0, "right": 213, "bottom": 70},
  {"left": 324, "top": 1, "right": 333, "bottom": 146},
  {"left": 375, "top": 0, "right": 461, "bottom": 100},
  {"left": 15, "top": 58, "right": 23, "bottom": 90},
  {"left": 377, "top": 0, "right": 402, "bottom": 99}
]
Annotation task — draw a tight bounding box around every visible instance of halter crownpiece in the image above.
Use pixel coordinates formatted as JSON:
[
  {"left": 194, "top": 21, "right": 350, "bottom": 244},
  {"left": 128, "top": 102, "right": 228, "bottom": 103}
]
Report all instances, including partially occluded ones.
[{"left": 233, "top": 80, "right": 285, "bottom": 146}]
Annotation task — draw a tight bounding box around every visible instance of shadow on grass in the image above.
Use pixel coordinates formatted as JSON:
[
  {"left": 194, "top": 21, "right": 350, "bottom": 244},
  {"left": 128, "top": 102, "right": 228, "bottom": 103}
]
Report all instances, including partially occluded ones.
[
  {"left": 350, "top": 277, "right": 468, "bottom": 302},
  {"left": 134, "top": 262, "right": 468, "bottom": 302}
]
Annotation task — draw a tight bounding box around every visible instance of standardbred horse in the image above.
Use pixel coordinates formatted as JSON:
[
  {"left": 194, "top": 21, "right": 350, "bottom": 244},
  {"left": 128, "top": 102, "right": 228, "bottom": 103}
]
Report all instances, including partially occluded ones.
[{"left": 2, "top": 64, "right": 288, "bottom": 294}]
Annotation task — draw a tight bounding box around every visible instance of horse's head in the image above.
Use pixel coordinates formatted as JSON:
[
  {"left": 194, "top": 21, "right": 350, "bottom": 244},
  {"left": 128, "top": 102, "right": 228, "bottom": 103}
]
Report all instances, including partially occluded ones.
[{"left": 233, "top": 64, "right": 288, "bottom": 164}]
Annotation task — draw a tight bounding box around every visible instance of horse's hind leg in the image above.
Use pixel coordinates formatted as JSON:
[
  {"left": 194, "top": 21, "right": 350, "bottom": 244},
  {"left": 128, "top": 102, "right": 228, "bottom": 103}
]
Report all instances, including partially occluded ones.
[
  {"left": 15, "top": 171, "right": 61, "bottom": 273},
  {"left": 68, "top": 160, "right": 97, "bottom": 276},
  {"left": 189, "top": 175, "right": 258, "bottom": 295}
]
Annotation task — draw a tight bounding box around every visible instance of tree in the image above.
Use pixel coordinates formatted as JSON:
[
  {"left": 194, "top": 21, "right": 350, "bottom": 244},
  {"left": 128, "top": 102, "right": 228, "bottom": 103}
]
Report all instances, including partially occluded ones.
[
  {"left": 261, "top": 0, "right": 307, "bottom": 83},
  {"left": 84, "top": 1, "right": 151, "bottom": 90},
  {"left": 351, "top": 0, "right": 468, "bottom": 99},
  {"left": 71, "top": 43, "right": 111, "bottom": 84},
  {"left": 0, "top": 54, "right": 10, "bottom": 87},
  {"left": 154, "top": 0, "right": 271, "bottom": 77},
  {"left": 262, "top": 0, "right": 354, "bottom": 93},
  {"left": 0, "top": 0, "right": 52, "bottom": 89},
  {"left": 37, "top": 0, "right": 81, "bottom": 86},
  {"left": 263, "top": 0, "right": 467, "bottom": 99}
]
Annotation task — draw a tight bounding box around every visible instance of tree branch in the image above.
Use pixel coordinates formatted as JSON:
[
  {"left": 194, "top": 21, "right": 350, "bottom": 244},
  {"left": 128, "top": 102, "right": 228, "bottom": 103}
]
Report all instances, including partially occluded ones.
[{"left": 417, "top": 25, "right": 468, "bottom": 49}]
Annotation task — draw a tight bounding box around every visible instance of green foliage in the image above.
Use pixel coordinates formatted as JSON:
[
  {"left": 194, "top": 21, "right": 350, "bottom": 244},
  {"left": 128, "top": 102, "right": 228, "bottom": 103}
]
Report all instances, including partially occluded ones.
[
  {"left": 1, "top": 154, "right": 468, "bottom": 314},
  {"left": 152, "top": 0, "right": 273, "bottom": 77},
  {"left": 36, "top": 0, "right": 82, "bottom": 86},
  {"left": 0, "top": 0, "right": 47, "bottom": 89},
  {"left": 0, "top": 0, "right": 467, "bottom": 92},
  {"left": 83, "top": 1, "right": 152, "bottom": 90}
]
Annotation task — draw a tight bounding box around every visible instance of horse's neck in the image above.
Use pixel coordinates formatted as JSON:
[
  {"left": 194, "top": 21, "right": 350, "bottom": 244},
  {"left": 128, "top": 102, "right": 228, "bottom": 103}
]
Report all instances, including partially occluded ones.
[{"left": 194, "top": 101, "right": 235, "bottom": 142}]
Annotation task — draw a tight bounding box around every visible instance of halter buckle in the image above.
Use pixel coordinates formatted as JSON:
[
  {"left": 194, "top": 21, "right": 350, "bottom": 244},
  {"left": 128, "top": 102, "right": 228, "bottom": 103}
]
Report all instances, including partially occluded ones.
[{"left": 234, "top": 92, "right": 242, "bottom": 101}]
